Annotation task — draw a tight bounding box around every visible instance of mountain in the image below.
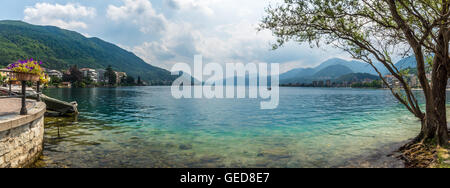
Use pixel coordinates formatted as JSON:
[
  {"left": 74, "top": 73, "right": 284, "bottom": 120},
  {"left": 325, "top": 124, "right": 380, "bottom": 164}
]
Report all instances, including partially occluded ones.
[
  {"left": 279, "top": 55, "right": 430, "bottom": 84},
  {"left": 313, "top": 58, "right": 383, "bottom": 74},
  {"left": 394, "top": 56, "right": 417, "bottom": 70},
  {"left": 0, "top": 20, "right": 176, "bottom": 84},
  {"left": 280, "top": 64, "right": 354, "bottom": 84},
  {"left": 312, "top": 64, "right": 353, "bottom": 79},
  {"left": 336, "top": 73, "right": 380, "bottom": 83},
  {"left": 280, "top": 58, "right": 363, "bottom": 84},
  {"left": 280, "top": 68, "right": 315, "bottom": 80},
  {"left": 280, "top": 58, "right": 385, "bottom": 82}
]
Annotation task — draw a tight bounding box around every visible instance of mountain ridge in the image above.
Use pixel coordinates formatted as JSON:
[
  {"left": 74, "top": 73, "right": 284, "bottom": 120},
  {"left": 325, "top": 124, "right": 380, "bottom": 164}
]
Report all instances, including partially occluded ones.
[
  {"left": 313, "top": 64, "right": 353, "bottom": 79},
  {"left": 0, "top": 20, "right": 176, "bottom": 84},
  {"left": 280, "top": 56, "right": 420, "bottom": 84}
]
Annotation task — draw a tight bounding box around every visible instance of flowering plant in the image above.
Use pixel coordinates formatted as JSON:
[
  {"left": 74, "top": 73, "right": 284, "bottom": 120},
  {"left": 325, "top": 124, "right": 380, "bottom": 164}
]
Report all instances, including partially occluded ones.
[
  {"left": 6, "top": 58, "right": 44, "bottom": 75},
  {"left": 40, "top": 73, "right": 49, "bottom": 84},
  {"left": 0, "top": 74, "right": 6, "bottom": 85}
]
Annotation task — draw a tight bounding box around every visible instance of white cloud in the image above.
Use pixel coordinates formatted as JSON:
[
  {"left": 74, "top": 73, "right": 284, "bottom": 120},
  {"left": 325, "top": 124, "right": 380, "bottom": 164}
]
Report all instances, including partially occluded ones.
[
  {"left": 127, "top": 20, "right": 277, "bottom": 71},
  {"left": 132, "top": 42, "right": 175, "bottom": 65},
  {"left": 126, "top": 21, "right": 200, "bottom": 69},
  {"left": 24, "top": 3, "right": 96, "bottom": 30},
  {"left": 196, "top": 21, "right": 274, "bottom": 63},
  {"left": 107, "top": 0, "right": 351, "bottom": 72},
  {"left": 165, "top": 0, "right": 216, "bottom": 16},
  {"left": 107, "top": 0, "right": 167, "bottom": 33}
]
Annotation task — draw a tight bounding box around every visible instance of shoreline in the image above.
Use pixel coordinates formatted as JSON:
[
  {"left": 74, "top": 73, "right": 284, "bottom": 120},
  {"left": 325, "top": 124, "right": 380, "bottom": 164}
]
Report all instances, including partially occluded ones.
[{"left": 338, "top": 140, "right": 408, "bottom": 168}]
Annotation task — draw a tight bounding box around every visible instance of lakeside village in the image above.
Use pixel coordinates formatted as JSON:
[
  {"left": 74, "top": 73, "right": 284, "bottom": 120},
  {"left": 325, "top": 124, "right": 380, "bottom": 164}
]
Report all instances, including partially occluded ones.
[
  {"left": 3, "top": 63, "right": 450, "bottom": 90},
  {"left": 282, "top": 71, "right": 450, "bottom": 89},
  {"left": 0, "top": 65, "right": 148, "bottom": 89}
]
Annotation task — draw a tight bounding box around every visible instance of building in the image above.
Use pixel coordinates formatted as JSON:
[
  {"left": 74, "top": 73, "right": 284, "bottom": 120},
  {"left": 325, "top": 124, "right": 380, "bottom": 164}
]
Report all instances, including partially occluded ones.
[
  {"left": 363, "top": 78, "right": 373, "bottom": 83},
  {"left": 99, "top": 70, "right": 127, "bottom": 84},
  {"left": 47, "top": 70, "right": 63, "bottom": 79},
  {"left": 406, "top": 74, "right": 418, "bottom": 88},
  {"left": 96, "top": 69, "right": 106, "bottom": 83},
  {"left": 115, "top": 72, "right": 127, "bottom": 84},
  {"left": 340, "top": 81, "right": 348, "bottom": 87},
  {"left": 326, "top": 80, "right": 331, "bottom": 87},
  {"left": 80, "top": 68, "right": 98, "bottom": 83},
  {"left": 384, "top": 75, "right": 400, "bottom": 88},
  {"left": 60, "top": 82, "right": 72, "bottom": 88},
  {"left": 312, "top": 81, "right": 318, "bottom": 87},
  {"left": 318, "top": 81, "right": 324, "bottom": 87}
]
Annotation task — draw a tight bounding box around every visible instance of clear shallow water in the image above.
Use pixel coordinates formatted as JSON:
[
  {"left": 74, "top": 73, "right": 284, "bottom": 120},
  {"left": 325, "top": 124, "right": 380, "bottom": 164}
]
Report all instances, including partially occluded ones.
[{"left": 36, "top": 87, "right": 429, "bottom": 168}]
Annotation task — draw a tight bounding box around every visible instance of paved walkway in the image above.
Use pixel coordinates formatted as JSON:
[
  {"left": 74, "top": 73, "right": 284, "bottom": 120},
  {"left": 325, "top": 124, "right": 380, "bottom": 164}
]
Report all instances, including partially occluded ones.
[{"left": 0, "top": 98, "right": 36, "bottom": 119}]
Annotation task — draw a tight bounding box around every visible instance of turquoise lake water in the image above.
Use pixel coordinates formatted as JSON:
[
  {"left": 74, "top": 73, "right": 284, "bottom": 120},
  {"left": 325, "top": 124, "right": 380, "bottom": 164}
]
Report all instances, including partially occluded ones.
[{"left": 38, "top": 87, "right": 429, "bottom": 168}]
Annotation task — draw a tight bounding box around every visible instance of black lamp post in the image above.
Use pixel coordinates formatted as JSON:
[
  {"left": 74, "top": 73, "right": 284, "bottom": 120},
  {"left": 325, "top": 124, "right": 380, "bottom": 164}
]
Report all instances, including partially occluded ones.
[
  {"left": 20, "top": 80, "right": 27, "bottom": 115},
  {"left": 8, "top": 80, "right": 11, "bottom": 96},
  {"left": 36, "top": 81, "right": 41, "bottom": 102}
]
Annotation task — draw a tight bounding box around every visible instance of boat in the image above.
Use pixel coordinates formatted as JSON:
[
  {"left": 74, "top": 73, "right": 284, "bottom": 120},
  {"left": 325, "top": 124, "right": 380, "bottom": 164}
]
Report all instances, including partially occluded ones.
[
  {"left": 30, "top": 94, "right": 78, "bottom": 115},
  {"left": 1, "top": 87, "right": 78, "bottom": 116}
]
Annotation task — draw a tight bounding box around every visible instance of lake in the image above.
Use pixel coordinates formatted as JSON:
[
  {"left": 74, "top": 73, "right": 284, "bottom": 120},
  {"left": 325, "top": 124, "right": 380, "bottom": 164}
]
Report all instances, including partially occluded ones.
[{"left": 35, "top": 87, "right": 427, "bottom": 168}]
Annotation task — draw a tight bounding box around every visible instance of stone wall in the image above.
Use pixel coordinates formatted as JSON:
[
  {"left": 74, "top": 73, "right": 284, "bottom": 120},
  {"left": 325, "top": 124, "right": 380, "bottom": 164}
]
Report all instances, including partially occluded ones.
[{"left": 0, "top": 102, "right": 45, "bottom": 168}]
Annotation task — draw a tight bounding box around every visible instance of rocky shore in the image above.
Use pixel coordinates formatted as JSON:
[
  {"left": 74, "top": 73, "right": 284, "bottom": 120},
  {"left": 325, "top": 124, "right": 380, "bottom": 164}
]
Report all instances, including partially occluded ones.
[{"left": 397, "top": 124, "right": 450, "bottom": 168}]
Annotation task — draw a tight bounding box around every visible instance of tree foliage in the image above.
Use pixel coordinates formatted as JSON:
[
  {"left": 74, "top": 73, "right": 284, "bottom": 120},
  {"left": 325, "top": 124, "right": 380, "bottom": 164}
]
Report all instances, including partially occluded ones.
[
  {"left": 137, "top": 76, "right": 142, "bottom": 86},
  {"left": 63, "top": 65, "right": 83, "bottom": 83},
  {"left": 105, "top": 65, "right": 117, "bottom": 86},
  {"left": 123, "top": 76, "right": 136, "bottom": 85},
  {"left": 351, "top": 80, "right": 383, "bottom": 88}
]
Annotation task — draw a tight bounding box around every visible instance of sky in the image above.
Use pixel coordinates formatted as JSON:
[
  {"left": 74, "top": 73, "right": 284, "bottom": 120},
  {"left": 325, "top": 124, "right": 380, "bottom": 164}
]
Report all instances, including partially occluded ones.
[{"left": 0, "top": 0, "right": 353, "bottom": 73}]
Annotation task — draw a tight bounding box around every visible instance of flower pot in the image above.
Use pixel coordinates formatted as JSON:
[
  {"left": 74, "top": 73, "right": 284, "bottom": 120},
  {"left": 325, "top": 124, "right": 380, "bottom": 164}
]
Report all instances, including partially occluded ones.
[
  {"left": 13, "top": 72, "right": 40, "bottom": 82},
  {"left": 9, "top": 80, "right": 20, "bottom": 85}
]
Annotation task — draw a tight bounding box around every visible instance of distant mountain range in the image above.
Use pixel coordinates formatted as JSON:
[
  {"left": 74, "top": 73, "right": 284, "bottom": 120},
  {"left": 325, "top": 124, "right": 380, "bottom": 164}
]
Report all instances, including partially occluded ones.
[
  {"left": 0, "top": 20, "right": 176, "bottom": 84},
  {"left": 211, "top": 57, "right": 412, "bottom": 86},
  {"left": 395, "top": 56, "right": 417, "bottom": 70},
  {"left": 313, "top": 64, "right": 353, "bottom": 79},
  {"left": 281, "top": 58, "right": 385, "bottom": 80},
  {"left": 280, "top": 56, "right": 416, "bottom": 84}
]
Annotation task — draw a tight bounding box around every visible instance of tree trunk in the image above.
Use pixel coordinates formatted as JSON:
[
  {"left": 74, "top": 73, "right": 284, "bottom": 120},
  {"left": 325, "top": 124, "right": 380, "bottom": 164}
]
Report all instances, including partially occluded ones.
[
  {"left": 417, "top": 56, "right": 449, "bottom": 146},
  {"left": 432, "top": 56, "right": 449, "bottom": 146}
]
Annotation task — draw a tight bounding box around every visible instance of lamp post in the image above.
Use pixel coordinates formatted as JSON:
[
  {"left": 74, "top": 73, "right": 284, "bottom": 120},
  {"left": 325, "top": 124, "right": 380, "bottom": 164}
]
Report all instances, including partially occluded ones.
[
  {"left": 8, "top": 80, "right": 11, "bottom": 96},
  {"left": 20, "top": 80, "right": 27, "bottom": 115},
  {"left": 36, "top": 81, "right": 41, "bottom": 102}
]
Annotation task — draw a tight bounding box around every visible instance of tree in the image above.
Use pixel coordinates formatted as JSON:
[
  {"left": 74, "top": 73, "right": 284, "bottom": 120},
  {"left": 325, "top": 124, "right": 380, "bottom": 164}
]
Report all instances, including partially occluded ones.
[
  {"left": 83, "top": 77, "right": 94, "bottom": 86},
  {"left": 104, "top": 65, "right": 117, "bottom": 86},
  {"left": 63, "top": 65, "right": 83, "bottom": 83},
  {"left": 125, "top": 76, "right": 135, "bottom": 85},
  {"left": 260, "top": 0, "right": 449, "bottom": 146},
  {"left": 49, "top": 76, "right": 61, "bottom": 86},
  {"left": 137, "top": 76, "right": 142, "bottom": 86}
]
